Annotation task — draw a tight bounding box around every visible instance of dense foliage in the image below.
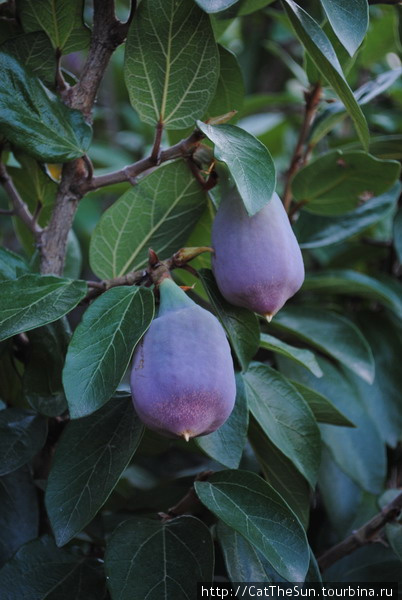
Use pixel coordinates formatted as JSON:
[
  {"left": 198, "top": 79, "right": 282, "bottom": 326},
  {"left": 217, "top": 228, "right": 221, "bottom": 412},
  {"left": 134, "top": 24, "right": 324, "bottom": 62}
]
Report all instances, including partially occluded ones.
[{"left": 0, "top": 0, "right": 401, "bottom": 597}]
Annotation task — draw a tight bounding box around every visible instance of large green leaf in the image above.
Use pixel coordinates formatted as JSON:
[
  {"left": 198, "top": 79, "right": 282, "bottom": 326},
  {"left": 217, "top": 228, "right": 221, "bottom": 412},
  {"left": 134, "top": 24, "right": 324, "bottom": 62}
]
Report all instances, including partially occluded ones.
[
  {"left": 63, "top": 286, "right": 154, "bottom": 419},
  {"left": 345, "top": 312, "right": 402, "bottom": 448},
  {"left": 243, "top": 363, "right": 321, "bottom": 488},
  {"left": 290, "top": 380, "right": 355, "bottom": 427},
  {"left": 0, "top": 467, "right": 38, "bottom": 567},
  {"left": 199, "top": 269, "right": 259, "bottom": 371},
  {"left": 17, "top": 0, "right": 90, "bottom": 54},
  {"left": 0, "top": 52, "right": 92, "bottom": 161},
  {"left": 89, "top": 160, "right": 207, "bottom": 280},
  {"left": 24, "top": 320, "right": 70, "bottom": 417},
  {"left": 323, "top": 545, "right": 402, "bottom": 583},
  {"left": 283, "top": 0, "right": 369, "bottom": 149},
  {"left": 249, "top": 418, "right": 311, "bottom": 528},
  {"left": 0, "top": 31, "right": 56, "bottom": 84},
  {"left": 206, "top": 45, "right": 245, "bottom": 118},
  {"left": 195, "top": 470, "right": 309, "bottom": 581},
  {"left": 105, "top": 515, "right": 214, "bottom": 600},
  {"left": 197, "top": 122, "right": 276, "bottom": 216},
  {"left": 0, "top": 274, "right": 87, "bottom": 342},
  {"left": 0, "top": 408, "right": 47, "bottom": 476},
  {"left": 46, "top": 396, "right": 144, "bottom": 547},
  {"left": 195, "top": 374, "right": 248, "bottom": 469},
  {"left": 270, "top": 306, "right": 375, "bottom": 383},
  {"left": 295, "top": 183, "right": 400, "bottom": 248},
  {"left": 260, "top": 333, "right": 323, "bottom": 377},
  {"left": 303, "top": 270, "right": 402, "bottom": 319},
  {"left": 292, "top": 151, "right": 400, "bottom": 215},
  {"left": 124, "top": 0, "right": 219, "bottom": 129},
  {"left": 278, "top": 355, "right": 386, "bottom": 494},
  {"left": 0, "top": 248, "right": 29, "bottom": 281},
  {"left": 320, "top": 0, "right": 368, "bottom": 56},
  {"left": 217, "top": 521, "right": 286, "bottom": 584},
  {"left": 0, "top": 536, "right": 107, "bottom": 599}
]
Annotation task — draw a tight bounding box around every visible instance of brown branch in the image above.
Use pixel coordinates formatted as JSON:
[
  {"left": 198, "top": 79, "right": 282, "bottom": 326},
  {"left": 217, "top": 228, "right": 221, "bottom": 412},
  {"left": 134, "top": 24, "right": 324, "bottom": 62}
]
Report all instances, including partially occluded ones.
[
  {"left": 80, "top": 129, "right": 204, "bottom": 194},
  {"left": 151, "top": 121, "right": 164, "bottom": 164},
  {"left": 66, "top": 0, "right": 134, "bottom": 118},
  {"left": 318, "top": 491, "right": 402, "bottom": 572},
  {"left": 283, "top": 82, "right": 322, "bottom": 214},
  {"left": 0, "top": 162, "right": 42, "bottom": 237},
  {"left": 159, "top": 471, "right": 213, "bottom": 522}
]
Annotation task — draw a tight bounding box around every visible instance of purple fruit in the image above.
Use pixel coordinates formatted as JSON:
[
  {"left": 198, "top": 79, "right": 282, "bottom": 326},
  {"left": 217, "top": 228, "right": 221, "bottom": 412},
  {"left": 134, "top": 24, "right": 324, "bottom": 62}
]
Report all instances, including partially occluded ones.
[
  {"left": 130, "top": 277, "right": 236, "bottom": 440},
  {"left": 212, "top": 192, "right": 305, "bottom": 319}
]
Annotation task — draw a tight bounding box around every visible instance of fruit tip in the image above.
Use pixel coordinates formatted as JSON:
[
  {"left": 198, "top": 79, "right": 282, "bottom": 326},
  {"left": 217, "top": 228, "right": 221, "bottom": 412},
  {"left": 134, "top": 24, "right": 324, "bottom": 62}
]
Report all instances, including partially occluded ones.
[
  {"left": 264, "top": 314, "right": 273, "bottom": 323},
  {"left": 182, "top": 432, "right": 191, "bottom": 442}
]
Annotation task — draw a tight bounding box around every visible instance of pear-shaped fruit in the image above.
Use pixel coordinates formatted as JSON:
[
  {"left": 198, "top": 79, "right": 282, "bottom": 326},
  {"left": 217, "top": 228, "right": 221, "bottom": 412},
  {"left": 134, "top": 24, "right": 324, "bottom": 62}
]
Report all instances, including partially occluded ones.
[
  {"left": 211, "top": 192, "right": 304, "bottom": 319},
  {"left": 130, "top": 278, "right": 236, "bottom": 440}
]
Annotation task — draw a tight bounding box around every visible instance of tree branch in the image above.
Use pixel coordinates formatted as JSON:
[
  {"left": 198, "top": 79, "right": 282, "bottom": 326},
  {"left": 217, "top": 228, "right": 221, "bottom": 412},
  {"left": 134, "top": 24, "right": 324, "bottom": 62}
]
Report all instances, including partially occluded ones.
[
  {"left": 317, "top": 491, "right": 402, "bottom": 572},
  {"left": 282, "top": 82, "right": 322, "bottom": 214},
  {"left": 0, "top": 162, "right": 42, "bottom": 237},
  {"left": 66, "top": 0, "right": 135, "bottom": 118},
  {"left": 80, "top": 129, "right": 204, "bottom": 194}
]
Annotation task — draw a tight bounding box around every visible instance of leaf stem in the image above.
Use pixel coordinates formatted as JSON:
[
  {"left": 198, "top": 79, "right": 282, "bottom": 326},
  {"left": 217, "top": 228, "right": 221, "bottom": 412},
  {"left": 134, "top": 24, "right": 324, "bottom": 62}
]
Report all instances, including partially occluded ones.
[
  {"left": 283, "top": 82, "right": 322, "bottom": 214},
  {"left": 317, "top": 491, "right": 402, "bottom": 572}
]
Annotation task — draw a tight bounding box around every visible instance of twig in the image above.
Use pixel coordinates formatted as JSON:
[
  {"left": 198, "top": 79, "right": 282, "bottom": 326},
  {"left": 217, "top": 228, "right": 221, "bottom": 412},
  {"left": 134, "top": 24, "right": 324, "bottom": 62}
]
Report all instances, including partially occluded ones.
[
  {"left": 151, "top": 121, "right": 164, "bottom": 164},
  {"left": 0, "top": 162, "right": 42, "bottom": 236},
  {"left": 0, "top": 208, "right": 15, "bottom": 215},
  {"left": 317, "top": 491, "right": 402, "bottom": 572},
  {"left": 159, "top": 471, "right": 213, "bottom": 522},
  {"left": 283, "top": 82, "right": 322, "bottom": 214},
  {"left": 80, "top": 129, "right": 204, "bottom": 194}
]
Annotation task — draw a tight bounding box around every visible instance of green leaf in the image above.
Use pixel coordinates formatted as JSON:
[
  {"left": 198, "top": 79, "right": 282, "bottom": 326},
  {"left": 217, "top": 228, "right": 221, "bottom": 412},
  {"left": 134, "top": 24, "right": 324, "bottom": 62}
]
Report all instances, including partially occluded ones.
[
  {"left": 194, "top": 0, "right": 239, "bottom": 13},
  {"left": 195, "top": 374, "right": 248, "bottom": 469},
  {"left": 206, "top": 45, "right": 245, "bottom": 119},
  {"left": 0, "top": 274, "right": 87, "bottom": 342},
  {"left": 0, "top": 467, "right": 38, "bottom": 567},
  {"left": 63, "top": 286, "right": 154, "bottom": 419},
  {"left": 0, "top": 248, "right": 29, "bottom": 281},
  {"left": 323, "top": 545, "right": 402, "bottom": 583},
  {"left": 303, "top": 270, "right": 402, "bottom": 320},
  {"left": 0, "top": 536, "right": 107, "bottom": 599},
  {"left": 17, "top": 0, "right": 90, "bottom": 54},
  {"left": 24, "top": 320, "right": 70, "bottom": 417},
  {"left": 277, "top": 355, "right": 386, "bottom": 494},
  {"left": 290, "top": 380, "right": 355, "bottom": 427},
  {"left": 124, "top": 0, "right": 219, "bottom": 129},
  {"left": 271, "top": 306, "right": 375, "bottom": 383},
  {"left": 344, "top": 312, "right": 402, "bottom": 448},
  {"left": 320, "top": 0, "right": 368, "bottom": 56},
  {"left": 249, "top": 418, "right": 311, "bottom": 528},
  {"left": 295, "top": 183, "right": 400, "bottom": 248},
  {"left": 46, "top": 396, "right": 143, "bottom": 547},
  {"left": 394, "top": 208, "right": 402, "bottom": 263},
  {"left": 217, "top": 521, "right": 286, "bottom": 584},
  {"left": 283, "top": 0, "right": 369, "bottom": 149},
  {"left": 197, "top": 122, "right": 276, "bottom": 216},
  {"left": 243, "top": 363, "right": 321, "bottom": 488},
  {"left": 292, "top": 151, "right": 401, "bottom": 216},
  {"left": 260, "top": 333, "right": 323, "bottom": 377},
  {"left": 309, "top": 68, "right": 402, "bottom": 147},
  {"left": 0, "top": 408, "right": 47, "bottom": 476},
  {"left": 89, "top": 160, "right": 207, "bottom": 280},
  {"left": 199, "top": 269, "right": 259, "bottom": 371},
  {"left": 0, "top": 31, "right": 56, "bottom": 84},
  {"left": 195, "top": 470, "right": 309, "bottom": 581},
  {"left": 105, "top": 515, "right": 214, "bottom": 600},
  {"left": 0, "top": 52, "right": 92, "bottom": 162}
]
